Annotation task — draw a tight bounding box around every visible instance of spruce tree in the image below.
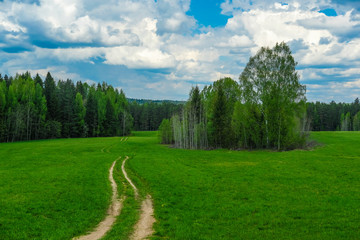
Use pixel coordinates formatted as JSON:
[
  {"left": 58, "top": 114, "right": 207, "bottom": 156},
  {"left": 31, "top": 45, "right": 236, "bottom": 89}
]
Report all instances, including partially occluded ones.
[{"left": 44, "top": 72, "right": 58, "bottom": 121}]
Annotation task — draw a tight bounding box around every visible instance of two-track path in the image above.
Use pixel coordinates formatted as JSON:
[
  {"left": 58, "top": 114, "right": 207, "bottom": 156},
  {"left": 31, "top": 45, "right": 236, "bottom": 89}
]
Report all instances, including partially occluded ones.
[
  {"left": 74, "top": 151, "right": 155, "bottom": 240},
  {"left": 122, "top": 157, "right": 155, "bottom": 240},
  {"left": 73, "top": 159, "right": 125, "bottom": 240}
]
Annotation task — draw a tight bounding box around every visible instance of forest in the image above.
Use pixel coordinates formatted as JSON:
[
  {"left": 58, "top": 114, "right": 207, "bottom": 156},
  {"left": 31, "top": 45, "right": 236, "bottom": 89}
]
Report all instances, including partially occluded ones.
[
  {"left": 0, "top": 44, "right": 359, "bottom": 145},
  {"left": 0, "top": 72, "right": 133, "bottom": 142},
  {"left": 159, "top": 43, "right": 360, "bottom": 150},
  {"left": 0, "top": 72, "right": 184, "bottom": 143},
  {"left": 307, "top": 99, "right": 360, "bottom": 131},
  {"left": 129, "top": 100, "right": 182, "bottom": 131}
]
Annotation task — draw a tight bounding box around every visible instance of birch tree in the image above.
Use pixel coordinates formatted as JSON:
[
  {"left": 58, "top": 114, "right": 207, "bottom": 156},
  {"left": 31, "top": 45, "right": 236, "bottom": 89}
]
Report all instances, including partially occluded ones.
[{"left": 239, "top": 42, "right": 306, "bottom": 150}]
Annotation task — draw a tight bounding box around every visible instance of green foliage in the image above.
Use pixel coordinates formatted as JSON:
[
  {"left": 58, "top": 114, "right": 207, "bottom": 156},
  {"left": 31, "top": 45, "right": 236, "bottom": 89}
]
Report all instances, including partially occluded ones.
[
  {"left": 170, "top": 43, "right": 307, "bottom": 150},
  {"left": 0, "top": 72, "right": 132, "bottom": 142},
  {"left": 239, "top": 42, "right": 307, "bottom": 150},
  {"left": 172, "top": 86, "right": 208, "bottom": 149},
  {"left": 340, "top": 112, "right": 351, "bottom": 131},
  {"left": 353, "top": 111, "right": 360, "bottom": 131},
  {"left": 85, "top": 87, "right": 98, "bottom": 137},
  {"left": 129, "top": 101, "right": 182, "bottom": 131},
  {"left": 74, "top": 92, "right": 86, "bottom": 137},
  {"left": 158, "top": 118, "right": 173, "bottom": 144},
  {"left": 44, "top": 120, "right": 62, "bottom": 138},
  {"left": 307, "top": 98, "right": 360, "bottom": 131},
  {"left": 44, "top": 72, "right": 59, "bottom": 121},
  {"left": 212, "top": 83, "right": 227, "bottom": 148}
]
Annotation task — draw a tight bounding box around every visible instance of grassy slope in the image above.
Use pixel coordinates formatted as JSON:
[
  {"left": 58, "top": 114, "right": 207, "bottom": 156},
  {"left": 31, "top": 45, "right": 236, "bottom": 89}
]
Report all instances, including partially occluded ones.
[
  {"left": 1, "top": 132, "right": 359, "bottom": 239},
  {"left": 127, "top": 131, "right": 360, "bottom": 239}
]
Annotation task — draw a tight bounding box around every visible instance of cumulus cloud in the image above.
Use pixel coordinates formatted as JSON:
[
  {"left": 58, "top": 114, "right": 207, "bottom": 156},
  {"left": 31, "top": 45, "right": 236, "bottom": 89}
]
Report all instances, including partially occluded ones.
[{"left": 0, "top": 0, "right": 360, "bottom": 101}]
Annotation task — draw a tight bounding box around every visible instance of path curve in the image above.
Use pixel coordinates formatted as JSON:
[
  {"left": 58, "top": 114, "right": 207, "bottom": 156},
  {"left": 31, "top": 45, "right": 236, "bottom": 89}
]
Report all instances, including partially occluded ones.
[
  {"left": 74, "top": 159, "right": 124, "bottom": 240},
  {"left": 121, "top": 156, "right": 139, "bottom": 199},
  {"left": 121, "top": 157, "right": 155, "bottom": 240}
]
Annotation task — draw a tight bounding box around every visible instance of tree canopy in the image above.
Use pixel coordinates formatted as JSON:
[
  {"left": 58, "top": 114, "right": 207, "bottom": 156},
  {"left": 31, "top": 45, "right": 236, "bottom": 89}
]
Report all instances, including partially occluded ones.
[
  {"left": 164, "top": 42, "right": 309, "bottom": 150},
  {"left": 0, "top": 72, "right": 132, "bottom": 142}
]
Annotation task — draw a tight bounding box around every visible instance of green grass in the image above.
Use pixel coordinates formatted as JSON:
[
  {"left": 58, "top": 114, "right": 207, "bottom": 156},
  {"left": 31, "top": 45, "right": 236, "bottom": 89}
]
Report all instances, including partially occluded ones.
[
  {"left": 126, "top": 131, "right": 360, "bottom": 239},
  {"left": 0, "top": 137, "right": 124, "bottom": 239},
  {"left": 1, "top": 132, "right": 360, "bottom": 239}
]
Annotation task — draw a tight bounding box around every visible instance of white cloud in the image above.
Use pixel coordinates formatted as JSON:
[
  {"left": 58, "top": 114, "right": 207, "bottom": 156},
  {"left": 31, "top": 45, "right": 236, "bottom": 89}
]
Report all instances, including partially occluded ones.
[
  {"left": 217, "top": 35, "right": 253, "bottom": 48},
  {"left": 344, "top": 79, "right": 360, "bottom": 88},
  {"left": 104, "top": 46, "right": 176, "bottom": 69},
  {"left": 1, "top": 0, "right": 360, "bottom": 101}
]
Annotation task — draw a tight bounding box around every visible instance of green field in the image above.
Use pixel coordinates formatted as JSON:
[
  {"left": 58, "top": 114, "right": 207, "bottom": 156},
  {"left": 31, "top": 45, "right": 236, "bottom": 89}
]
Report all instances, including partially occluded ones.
[{"left": 1, "top": 132, "right": 360, "bottom": 239}]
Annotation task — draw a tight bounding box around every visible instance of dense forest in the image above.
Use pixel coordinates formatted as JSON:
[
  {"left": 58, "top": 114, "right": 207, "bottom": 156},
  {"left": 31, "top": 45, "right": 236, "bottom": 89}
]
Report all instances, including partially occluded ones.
[
  {"left": 307, "top": 99, "right": 360, "bottom": 131},
  {"left": 0, "top": 72, "right": 184, "bottom": 143},
  {"left": 129, "top": 100, "right": 182, "bottom": 131},
  {"left": 0, "top": 72, "right": 133, "bottom": 142}
]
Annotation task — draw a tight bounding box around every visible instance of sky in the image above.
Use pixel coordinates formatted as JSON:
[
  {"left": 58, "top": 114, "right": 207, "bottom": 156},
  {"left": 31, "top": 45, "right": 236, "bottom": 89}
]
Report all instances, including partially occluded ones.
[{"left": 0, "top": 0, "right": 360, "bottom": 102}]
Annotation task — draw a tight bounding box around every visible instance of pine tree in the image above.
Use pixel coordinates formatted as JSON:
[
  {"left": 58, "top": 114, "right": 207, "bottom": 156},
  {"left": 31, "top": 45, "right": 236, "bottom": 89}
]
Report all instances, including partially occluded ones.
[
  {"left": 44, "top": 72, "right": 59, "bottom": 121},
  {"left": 34, "top": 74, "right": 43, "bottom": 89},
  {"left": 73, "top": 92, "right": 86, "bottom": 137},
  {"left": 212, "top": 84, "right": 227, "bottom": 148},
  {"left": 85, "top": 87, "right": 98, "bottom": 137},
  {"left": 104, "top": 97, "right": 116, "bottom": 136}
]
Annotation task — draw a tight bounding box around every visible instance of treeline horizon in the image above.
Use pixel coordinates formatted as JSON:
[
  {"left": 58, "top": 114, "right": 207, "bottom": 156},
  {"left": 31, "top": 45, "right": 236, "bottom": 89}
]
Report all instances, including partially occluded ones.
[
  {"left": 0, "top": 72, "right": 183, "bottom": 143},
  {"left": 307, "top": 99, "right": 360, "bottom": 131},
  {"left": 1, "top": 69, "right": 359, "bottom": 144},
  {"left": 0, "top": 72, "right": 133, "bottom": 142},
  {"left": 158, "top": 42, "right": 360, "bottom": 151}
]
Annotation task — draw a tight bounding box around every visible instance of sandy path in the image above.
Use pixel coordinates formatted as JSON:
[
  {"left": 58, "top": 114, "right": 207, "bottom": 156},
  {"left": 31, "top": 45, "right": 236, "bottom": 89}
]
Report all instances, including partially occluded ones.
[
  {"left": 74, "top": 159, "right": 124, "bottom": 240},
  {"left": 121, "top": 157, "right": 155, "bottom": 240},
  {"left": 130, "top": 195, "right": 155, "bottom": 240},
  {"left": 121, "top": 156, "right": 139, "bottom": 199}
]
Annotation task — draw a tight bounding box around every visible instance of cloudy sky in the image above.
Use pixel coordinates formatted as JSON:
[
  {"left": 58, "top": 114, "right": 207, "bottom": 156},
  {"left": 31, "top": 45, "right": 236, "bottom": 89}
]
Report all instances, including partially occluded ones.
[{"left": 0, "top": 0, "right": 360, "bottom": 102}]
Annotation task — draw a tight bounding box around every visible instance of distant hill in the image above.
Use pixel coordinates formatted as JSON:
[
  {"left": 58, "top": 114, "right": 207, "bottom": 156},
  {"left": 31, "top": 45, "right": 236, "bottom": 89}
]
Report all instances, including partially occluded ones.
[{"left": 127, "top": 98, "right": 185, "bottom": 105}]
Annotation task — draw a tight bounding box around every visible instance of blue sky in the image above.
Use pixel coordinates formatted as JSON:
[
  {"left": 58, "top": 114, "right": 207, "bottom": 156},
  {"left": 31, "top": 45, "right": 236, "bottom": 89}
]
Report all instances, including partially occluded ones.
[{"left": 1, "top": 0, "right": 360, "bottom": 102}]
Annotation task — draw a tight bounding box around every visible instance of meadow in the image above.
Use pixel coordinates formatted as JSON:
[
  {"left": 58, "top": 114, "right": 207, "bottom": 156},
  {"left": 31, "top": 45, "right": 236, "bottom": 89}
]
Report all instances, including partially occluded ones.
[{"left": 1, "top": 132, "right": 359, "bottom": 239}]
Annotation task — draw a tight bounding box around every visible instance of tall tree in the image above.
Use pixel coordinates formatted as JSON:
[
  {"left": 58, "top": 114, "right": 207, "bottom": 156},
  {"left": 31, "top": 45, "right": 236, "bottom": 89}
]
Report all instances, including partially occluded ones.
[
  {"left": 239, "top": 42, "right": 306, "bottom": 150},
  {"left": 73, "top": 92, "right": 86, "bottom": 137},
  {"left": 85, "top": 87, "right": 98, "bottom": 137},
  {"left": 0, "top": 80, "right": 7, "bottom": 141},
  {"left": 44, "top": 72, "right": 58, "bottom": 121},
  {"left": 58, "top": 79, "right": 76, "bottom": 137},
  {"left": 353, "top": 111, "right": 360, "bottom": 131},
  {"left": 212, "top": 84, "right": 227, "bottom": 148},
  {"left": 34, "top": 74, "right": 43, "bottom": 89},
  {"left": 103, "top": 97, "right": 116, "bottom": 136},
  {"left": 158, "top": 119, "right": 173, "bottom": 144}
]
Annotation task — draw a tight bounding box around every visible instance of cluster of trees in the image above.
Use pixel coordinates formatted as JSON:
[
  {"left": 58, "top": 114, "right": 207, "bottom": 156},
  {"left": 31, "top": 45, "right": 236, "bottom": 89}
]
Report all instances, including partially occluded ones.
[
  {"left": 307, "top": 99, "right": 360, "bottom": 131},
  {"left": 160, "top": 43, "right": 308, "bottom": 150},
  {"left": 129, "top": 100, "right": 183, "bottom": 131},
  {"left": 0, "top": 72, "right": 132, "bottom": 142}
]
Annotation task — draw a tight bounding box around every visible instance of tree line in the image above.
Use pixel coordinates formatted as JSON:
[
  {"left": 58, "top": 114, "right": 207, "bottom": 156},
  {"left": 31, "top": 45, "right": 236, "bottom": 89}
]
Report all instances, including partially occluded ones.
[
  {"left": 0, "top": 72, "right": 132, "bottom": 142},
  {"left": 129, "top": 100, "right": 183, "bottom": 131},
  {"left": 307, "top": 99, "right": 360, "bottom": 131},
  {"left": 159, "top": 43, "right": 308, "bottom": 150}
]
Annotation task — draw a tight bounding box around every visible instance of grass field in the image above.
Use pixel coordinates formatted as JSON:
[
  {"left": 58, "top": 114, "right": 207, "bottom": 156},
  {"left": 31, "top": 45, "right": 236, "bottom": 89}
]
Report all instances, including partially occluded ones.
[{"left": 1, "top": 132, "right": 360, "bottom": 239}]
